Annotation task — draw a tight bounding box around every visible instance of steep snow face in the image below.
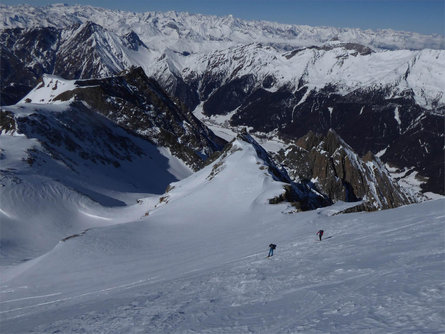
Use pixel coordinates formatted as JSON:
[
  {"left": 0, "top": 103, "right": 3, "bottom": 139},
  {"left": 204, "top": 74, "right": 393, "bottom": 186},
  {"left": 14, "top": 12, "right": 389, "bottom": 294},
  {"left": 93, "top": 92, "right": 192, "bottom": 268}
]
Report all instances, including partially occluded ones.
[
  {"left": 0, "top": 133, "right": 443, "bottom": 333},
  {"left": 154, "top": 137, "right": 290, "bottom": 217},
  {"left": 1, "top": 4, "right": 443, "bottom": 51},
  {"left": 161, "top": 133, "right": 331, "bottom": 213}
]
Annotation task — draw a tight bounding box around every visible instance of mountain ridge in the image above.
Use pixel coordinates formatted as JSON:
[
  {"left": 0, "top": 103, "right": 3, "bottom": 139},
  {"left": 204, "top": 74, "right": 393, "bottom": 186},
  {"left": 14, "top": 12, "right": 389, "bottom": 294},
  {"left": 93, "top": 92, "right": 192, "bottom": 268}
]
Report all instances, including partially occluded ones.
[
  {"left": 1, "top": 4, "right": 443, "bottom": 50},
  {"left": 1, "top": 4, "right": 443, "bottom": 196}
]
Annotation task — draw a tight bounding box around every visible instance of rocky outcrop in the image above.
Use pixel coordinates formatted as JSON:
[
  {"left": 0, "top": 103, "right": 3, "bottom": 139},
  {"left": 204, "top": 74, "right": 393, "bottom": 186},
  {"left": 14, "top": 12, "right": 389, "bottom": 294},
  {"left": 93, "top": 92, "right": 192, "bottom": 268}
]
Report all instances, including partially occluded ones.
[
  {"left": 227, "top": 85, "right": 444, "bottom": 195},
  {"left": 214, "top": 130, "right": 332, "bottom": 211},
  {"left": 29, "top": 67, "right": 225, "bottom": 171},
  {"left": 274, "top": 130, "right": 415, "bottom": 211},
  {"left": 0, "top": 110, "right": 15, "bottom": 133}
]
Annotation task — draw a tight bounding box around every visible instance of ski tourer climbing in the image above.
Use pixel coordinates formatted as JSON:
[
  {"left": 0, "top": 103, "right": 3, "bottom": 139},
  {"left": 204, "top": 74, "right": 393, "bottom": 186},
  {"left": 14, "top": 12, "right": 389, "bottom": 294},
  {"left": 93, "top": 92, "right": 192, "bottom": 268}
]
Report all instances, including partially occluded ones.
[
  {"left": 316, "top": 230, "right": 324, "bottom": 241},
  {"left": 268, "top": 243, "right": 276, "bottom": 257}
]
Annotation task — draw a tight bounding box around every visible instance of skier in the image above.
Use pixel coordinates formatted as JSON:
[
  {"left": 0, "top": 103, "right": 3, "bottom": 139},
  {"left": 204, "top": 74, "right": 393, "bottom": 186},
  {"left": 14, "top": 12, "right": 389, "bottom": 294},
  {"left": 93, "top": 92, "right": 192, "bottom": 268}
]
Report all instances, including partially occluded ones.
[
  {"left": 316, "top": 230, "right": 324, "bottom": 241},
  {"left": 268, "top": 243, "right": 276, "bottom": 257}
]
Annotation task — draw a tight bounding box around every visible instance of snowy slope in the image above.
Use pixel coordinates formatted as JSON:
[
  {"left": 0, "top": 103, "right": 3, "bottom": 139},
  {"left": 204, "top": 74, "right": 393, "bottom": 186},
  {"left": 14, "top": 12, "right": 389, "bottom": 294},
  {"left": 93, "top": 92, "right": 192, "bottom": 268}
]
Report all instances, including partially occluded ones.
[
  {"left": 19, "top": 75, "right": 78, "bottom": 104},
  {"left": 0, "top": 101, "right": 192, "bottom": 264},
  {"left": 0, "top": 133, "right": 444, "bottom": 333},
  {"left": 189, "top": 43, "right": 445, "bottom": 110}
]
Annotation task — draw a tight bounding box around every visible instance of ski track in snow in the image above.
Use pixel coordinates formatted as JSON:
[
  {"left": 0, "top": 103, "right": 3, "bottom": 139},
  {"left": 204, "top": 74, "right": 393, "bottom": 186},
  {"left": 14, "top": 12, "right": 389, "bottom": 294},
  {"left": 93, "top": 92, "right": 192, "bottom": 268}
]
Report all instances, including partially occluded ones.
[
  {"left": 0, "top": 200, "right": 444, "bottom": 333},
  {"left": 0, "top": 134, "right": 443, "bottom": 333}
]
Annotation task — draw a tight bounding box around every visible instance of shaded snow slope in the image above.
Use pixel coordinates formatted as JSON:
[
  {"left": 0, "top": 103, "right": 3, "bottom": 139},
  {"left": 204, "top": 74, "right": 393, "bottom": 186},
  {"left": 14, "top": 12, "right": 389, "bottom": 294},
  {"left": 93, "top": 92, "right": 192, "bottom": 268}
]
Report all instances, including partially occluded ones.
[
  {"left": 0, "top": 101, "right": 191, "bottom": 264},
  {"left": 0, "top": 130, "right": 443, "bottom": 333}
]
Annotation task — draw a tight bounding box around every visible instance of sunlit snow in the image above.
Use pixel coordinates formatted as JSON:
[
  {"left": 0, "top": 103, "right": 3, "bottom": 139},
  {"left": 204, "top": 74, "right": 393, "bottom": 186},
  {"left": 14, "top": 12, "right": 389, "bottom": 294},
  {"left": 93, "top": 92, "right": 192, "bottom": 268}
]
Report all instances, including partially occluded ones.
[{"left": 0, "top": 135, "right": 444, "bottom": 333}]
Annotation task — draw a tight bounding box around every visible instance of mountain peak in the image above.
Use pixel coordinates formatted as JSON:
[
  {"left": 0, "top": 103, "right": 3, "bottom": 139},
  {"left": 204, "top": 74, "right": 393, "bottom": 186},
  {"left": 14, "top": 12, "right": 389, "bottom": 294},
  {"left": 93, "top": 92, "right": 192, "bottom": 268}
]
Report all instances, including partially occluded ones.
[
  {"left": 122, "top": 30, "right": 147, "bottom": 51},
  {"left": 19, "top": 69, "right": 225, "bottom": 171}
]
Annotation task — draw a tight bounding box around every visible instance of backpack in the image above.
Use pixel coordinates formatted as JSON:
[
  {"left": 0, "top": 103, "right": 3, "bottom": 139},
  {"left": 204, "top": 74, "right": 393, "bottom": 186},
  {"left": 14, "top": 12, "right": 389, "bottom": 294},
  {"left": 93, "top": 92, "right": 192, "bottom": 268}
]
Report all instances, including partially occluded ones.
[{"left": 269, "top": 244, "right": 276, "bottom": 249}]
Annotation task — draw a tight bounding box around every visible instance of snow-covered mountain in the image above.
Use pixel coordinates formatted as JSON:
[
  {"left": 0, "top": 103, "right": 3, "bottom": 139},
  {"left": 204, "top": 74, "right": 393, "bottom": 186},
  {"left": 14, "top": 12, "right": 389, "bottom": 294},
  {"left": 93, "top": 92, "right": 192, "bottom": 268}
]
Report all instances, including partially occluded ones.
[
  {"left": 2, "top": 4, "right": 444, "bottom": 105},
  {"left": 1, "top": 4, "right": 444, "bottom": 196},
  {"left": 0, "top": 6, "right": 443, "bottom": 329},
  {"left": 0, "top": 21, "right": 151, "bottom": 105},
  {"left": 1, "top": 4, "right": 444, "bottom": 110},
  {"left": 0, "top": 66, "right": 229, "bottom": 263},
  {"left": 0, "top": 125, "right": 443, "bottom": 331},
  {"left": 17, "top": 66, "right": 225, "bottom": 171},
  {"left": 1, "top": 3, "right": 443, "bottom": 51}
]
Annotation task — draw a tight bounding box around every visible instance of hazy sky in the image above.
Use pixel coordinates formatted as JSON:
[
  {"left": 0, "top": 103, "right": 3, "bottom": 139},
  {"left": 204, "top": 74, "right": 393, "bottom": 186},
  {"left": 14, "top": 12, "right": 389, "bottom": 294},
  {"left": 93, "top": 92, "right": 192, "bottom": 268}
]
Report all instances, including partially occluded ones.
[{"left": 3, "top": 0, "right": 444, "bottom": 35}]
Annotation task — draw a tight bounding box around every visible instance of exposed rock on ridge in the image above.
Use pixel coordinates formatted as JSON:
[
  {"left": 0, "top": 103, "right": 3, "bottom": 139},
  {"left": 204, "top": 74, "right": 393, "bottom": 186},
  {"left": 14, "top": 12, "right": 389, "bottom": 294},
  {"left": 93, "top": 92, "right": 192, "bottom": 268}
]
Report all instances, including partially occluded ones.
[
  {"left": 43, "top": 67, "right": 225, "bottom": 170},
  {"left": 212, "top": 130, "right": 332, "bottom": 211},
  {"left": 275, "top": 130, "right": 415, "bottom": 211}
]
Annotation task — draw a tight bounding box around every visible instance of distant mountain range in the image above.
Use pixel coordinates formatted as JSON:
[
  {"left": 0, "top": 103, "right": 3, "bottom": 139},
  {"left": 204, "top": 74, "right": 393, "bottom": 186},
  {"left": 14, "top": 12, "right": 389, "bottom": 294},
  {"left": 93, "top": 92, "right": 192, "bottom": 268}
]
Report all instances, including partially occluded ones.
[
  {"left": 1, "top": 4, "right": 443, "bottom": 50},
  {"left": 1, "top": 4, "right": 443, "bottom": 197}
]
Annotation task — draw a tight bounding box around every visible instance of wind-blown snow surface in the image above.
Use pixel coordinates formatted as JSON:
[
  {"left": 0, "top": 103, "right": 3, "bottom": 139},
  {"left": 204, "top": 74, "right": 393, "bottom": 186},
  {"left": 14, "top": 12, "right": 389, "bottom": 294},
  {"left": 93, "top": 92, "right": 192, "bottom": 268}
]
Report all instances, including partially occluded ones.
[
  {"left": 0, "top": 101, "right": 192, "bottom": 264},
  {"left": 0, "top": 138, "right": 444, "bottom": 333}
]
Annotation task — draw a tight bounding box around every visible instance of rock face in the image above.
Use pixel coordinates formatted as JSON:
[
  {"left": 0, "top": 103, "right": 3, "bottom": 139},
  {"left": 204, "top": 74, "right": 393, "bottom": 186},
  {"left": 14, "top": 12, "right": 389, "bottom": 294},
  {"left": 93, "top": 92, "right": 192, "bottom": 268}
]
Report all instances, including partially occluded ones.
[
  {"left": 228, "top": 85, "right": 444, "bottom": 195},
  {"left": 275, "top": 130, "right": 415, "bottom": 211},
  {"left": 24, "top": 67, "right": 225, "bottom": 171},
  {"left": 0, "top": 27, "right": 59, "bottom": 105},
  {"left": 0, "top": 22, "right": 146, "bottom": 105}
]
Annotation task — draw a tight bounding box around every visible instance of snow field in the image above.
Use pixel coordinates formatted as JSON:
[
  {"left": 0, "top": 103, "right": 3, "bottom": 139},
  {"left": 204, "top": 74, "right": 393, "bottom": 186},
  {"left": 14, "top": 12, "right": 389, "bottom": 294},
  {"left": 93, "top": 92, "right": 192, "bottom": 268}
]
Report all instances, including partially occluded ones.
[
  {"left": 2, "top": 200, "right": 443, "bottom": 333},
  {"left": 0, "top": 137, "right": 444, "bottom": 333}
]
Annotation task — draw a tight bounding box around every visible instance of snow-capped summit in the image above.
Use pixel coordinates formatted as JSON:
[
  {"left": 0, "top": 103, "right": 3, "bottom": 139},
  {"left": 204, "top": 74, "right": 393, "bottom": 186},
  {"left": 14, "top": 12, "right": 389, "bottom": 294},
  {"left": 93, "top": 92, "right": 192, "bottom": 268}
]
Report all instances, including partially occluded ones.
[{"left": 1, "top": 3, "right": 443, "bottom": 51}]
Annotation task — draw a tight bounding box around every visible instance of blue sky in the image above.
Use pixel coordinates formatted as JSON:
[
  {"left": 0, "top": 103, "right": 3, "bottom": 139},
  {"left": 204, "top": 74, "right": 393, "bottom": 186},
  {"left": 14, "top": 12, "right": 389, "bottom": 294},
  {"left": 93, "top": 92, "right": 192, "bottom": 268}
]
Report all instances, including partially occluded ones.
[{"left": 4, "top": 0, "right": 444, "bottom": 35}]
